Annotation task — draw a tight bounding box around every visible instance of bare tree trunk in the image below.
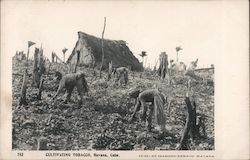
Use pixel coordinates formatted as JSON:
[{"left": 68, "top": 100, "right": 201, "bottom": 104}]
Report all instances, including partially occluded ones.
[
  {"left": 190, "top": 101, "right": 197, "bottom": 140},
  {"left": 107, "top": 61, "right": 112, "bottom": 81},
  {"left": 37, "top": 78, "right": 44, "bottom": 100},
  {"left": 52, "top": 52, "right": 55, "bottom": 63},
  {"left": 38, "top": 50, "right": 46, "bottom": 75},
  {"left": 19, "top": 69, "right": 28, "bottom": 106},
  {"left": 33, "top": 49, "right": 40, "bottom": 88},
  {"left": 176, "top": 51, "right": 179, "bottom": 62},
  {"left": 26, "top": 47, "right": 30, "bottom": 67},
  {"left": 177, "top": 96, "right": 196, "bottom": 150},
  {"left": 158, "top": 52, "right": 168, "bottom": 80},
  {"left": 99, "top": 17, "right": 106, "bottom": 78},
  {"left": 154, "top": 59, "right": 159, "bottom": 71},
  {"left": 167, "top": 70, "right": 171, "bottom": 85}
]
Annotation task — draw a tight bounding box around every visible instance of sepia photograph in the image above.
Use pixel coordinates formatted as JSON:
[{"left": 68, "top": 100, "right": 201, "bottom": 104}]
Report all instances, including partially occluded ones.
[{"left": 1, "top": 0, "right": 249, "bottom": 159}]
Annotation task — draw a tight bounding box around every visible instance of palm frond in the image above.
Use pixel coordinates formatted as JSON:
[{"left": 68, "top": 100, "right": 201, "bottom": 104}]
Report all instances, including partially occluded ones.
[
  {"left": 139, "top": 51, "right": 147, "bottom": 57},
  {"left": 62, "top": 48, "right": 68, "bottom": 54},
  {"left": 176, "top": 46, "right": 182, "bottom": 52}
]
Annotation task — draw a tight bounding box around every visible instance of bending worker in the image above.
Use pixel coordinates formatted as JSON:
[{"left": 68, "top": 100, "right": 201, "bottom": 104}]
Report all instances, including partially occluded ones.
[{"left": 128, "top": 88, "right": 167, "bottom": 132}]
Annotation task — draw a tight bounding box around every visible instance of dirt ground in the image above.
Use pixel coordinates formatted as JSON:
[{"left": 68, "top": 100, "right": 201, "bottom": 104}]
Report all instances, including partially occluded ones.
[{"left": 12, "top": 59, "right": 214, "bottom": 150}]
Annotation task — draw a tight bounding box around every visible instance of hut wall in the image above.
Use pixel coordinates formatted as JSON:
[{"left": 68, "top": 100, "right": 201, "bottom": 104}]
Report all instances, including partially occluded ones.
[{"left": 70, "top": 39, "right": 95, "bottom": 68}]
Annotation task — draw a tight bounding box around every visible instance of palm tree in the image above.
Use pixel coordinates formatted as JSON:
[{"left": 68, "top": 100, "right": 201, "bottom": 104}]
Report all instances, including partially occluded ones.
[
  {"left": 62, "top": 48, "right": 68, "bottom": 62},
  {"left": 175, "top": 46, "right": 182, "bottom": 62},
  {"left": 139, "top": 51, "right": 147, "bottom": 67}
]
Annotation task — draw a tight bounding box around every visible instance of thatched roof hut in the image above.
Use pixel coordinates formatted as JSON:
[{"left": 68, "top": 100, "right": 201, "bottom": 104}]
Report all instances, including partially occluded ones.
[{"left": 67, "top": 31, "right": 143, "bottom": 71}]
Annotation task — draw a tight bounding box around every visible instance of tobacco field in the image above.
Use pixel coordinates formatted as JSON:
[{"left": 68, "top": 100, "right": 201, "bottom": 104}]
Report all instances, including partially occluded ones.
[{"left": 12, "top": 59, "right": 214, "bottom": 150}]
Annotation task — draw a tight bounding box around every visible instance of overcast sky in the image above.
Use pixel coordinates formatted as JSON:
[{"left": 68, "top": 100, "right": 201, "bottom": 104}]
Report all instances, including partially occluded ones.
[{"left": 1, "top": 0, "right": 248, "bottom": 68}]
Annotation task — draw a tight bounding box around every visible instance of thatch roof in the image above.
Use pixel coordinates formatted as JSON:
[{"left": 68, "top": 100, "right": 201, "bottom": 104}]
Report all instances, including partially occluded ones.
[{"left": 67, "top": 31, "right": 143, "bottom": 71}]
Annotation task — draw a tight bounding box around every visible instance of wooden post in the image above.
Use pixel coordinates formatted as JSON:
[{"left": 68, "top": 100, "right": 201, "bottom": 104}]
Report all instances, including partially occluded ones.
[
  {"left": 26, "top": 47, "right": 30, "bottom": 66},
  {"left": 19, "top": 69, "right": 28, "bottom": 106},
  {"left": 52, "top": 52, "right": 55, "bottom": 63},
  {"left": 99, "top": 17, "right": 106, "bottom": 78},
  {"left": 37, "top": 78, "right": 44, "bottom": 100},
  {"left": 33, "top": 48, "right": 41, "bottom": 88},
  {"left": 38, "top": 47, "right": 46, "bottom": 75},
  {"left": 107, "top": 61, "right": 112, "bottom": 81}
]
